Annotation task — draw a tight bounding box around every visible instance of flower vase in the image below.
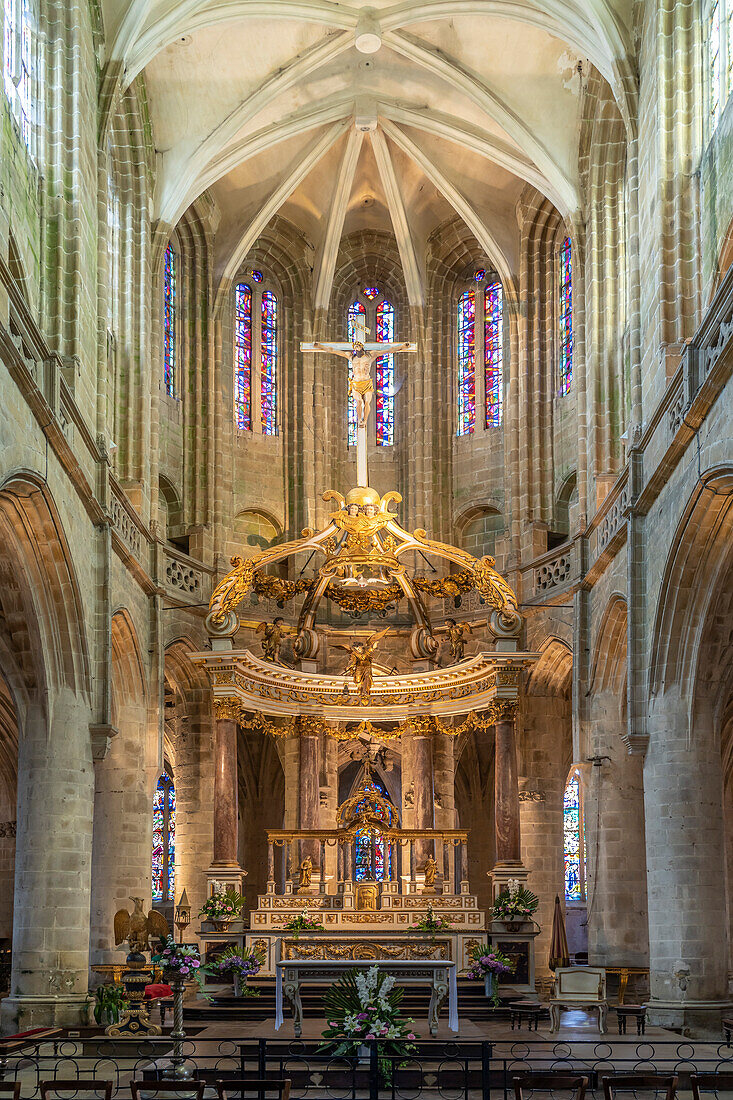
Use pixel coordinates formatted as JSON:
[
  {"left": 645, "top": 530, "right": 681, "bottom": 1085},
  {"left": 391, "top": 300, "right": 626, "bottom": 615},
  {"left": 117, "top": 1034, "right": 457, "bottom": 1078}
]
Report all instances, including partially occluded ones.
[
  {"left": 484, "top": 973, "right": 497, "bottom": 1001},
  {"left": 163, "top": 974, "right": 192, "bottom": 1079}
]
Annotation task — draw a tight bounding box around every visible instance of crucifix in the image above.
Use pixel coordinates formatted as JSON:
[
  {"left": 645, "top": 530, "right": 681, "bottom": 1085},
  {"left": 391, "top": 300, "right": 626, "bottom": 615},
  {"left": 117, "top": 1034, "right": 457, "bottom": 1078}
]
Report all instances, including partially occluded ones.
[{"left": 301, "top": 324, "right": 416, "bottom": 487}]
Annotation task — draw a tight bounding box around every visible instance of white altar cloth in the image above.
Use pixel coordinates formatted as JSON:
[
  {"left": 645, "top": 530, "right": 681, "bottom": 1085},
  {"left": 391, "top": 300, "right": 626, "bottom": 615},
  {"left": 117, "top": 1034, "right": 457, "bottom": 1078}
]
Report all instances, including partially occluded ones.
[{"left": 275, "top": 959, "right": 458, "bottom": 1036}]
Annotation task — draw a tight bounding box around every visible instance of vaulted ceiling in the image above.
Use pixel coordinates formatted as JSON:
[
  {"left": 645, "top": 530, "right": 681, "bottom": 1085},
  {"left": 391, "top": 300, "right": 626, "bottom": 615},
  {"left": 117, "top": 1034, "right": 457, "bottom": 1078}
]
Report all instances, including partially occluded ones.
[{"left": 102, "top": 0, "right": 636, "bottom": 300}]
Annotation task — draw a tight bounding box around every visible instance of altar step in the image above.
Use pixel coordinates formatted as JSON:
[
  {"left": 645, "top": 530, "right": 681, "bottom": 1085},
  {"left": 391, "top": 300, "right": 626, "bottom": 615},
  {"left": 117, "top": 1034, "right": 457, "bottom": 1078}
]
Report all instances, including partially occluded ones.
[{"left": 185, "top": 979, "right": 515, "bottom": 1023}]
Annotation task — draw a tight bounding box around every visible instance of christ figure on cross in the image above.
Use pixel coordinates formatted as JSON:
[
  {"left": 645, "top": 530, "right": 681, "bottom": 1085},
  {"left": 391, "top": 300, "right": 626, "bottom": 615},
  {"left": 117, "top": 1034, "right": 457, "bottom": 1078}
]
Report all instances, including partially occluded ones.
[{"left": 303, "top": 339, "right": 416, "bottom": 430}]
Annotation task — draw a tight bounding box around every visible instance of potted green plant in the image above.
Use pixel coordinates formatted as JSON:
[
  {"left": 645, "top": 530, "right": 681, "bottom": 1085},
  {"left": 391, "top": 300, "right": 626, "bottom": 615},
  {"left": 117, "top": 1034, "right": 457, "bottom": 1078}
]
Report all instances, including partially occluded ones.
[{"left": 93, "top": 982, "right": 129, "bottom": 1026}]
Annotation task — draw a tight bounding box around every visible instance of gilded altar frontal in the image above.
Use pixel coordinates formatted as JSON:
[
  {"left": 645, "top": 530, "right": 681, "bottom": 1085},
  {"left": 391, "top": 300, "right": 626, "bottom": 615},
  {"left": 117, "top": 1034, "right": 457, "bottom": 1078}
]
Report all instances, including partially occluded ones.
[{"left": 0, "top": 0, "right": 731, "bottom": 1056}]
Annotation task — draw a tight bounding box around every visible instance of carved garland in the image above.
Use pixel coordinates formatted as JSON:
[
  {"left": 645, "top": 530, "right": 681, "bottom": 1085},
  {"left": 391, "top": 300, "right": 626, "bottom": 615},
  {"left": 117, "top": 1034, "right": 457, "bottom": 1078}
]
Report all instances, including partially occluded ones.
[{"left": 213, "top": 700, "right": 518, "bottom": 736}]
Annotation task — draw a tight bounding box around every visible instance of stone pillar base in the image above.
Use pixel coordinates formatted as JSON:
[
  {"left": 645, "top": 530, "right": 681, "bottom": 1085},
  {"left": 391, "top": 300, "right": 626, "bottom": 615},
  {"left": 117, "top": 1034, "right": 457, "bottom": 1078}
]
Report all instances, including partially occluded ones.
[
  {"left": 489, "top": 860, "right": 528, "bottom": 902},
  {"left": 207, "top": 864, "right": 247, "bottom": 898},
  {"left": 646, "top": 998, "right": 733, "bottom": 1039},
  {"left": 1, "top": 993, "right": 90, "bottom": 1032}
]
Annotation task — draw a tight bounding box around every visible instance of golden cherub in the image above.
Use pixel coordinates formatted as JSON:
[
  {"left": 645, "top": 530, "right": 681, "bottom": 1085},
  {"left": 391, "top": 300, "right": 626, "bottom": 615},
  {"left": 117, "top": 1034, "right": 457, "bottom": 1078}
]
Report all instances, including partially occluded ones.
[
  {"left": 333, "top": 628, "right": 390, "bottom": 700},
  {"left": 114, "top": 897, "right": 169, "bottom": 955},
  {"left": 445, "top": 618, "right": 471, "bottom": 663},
  {"left": 256, "top": 617, "right": 290, "bottom": 663}
]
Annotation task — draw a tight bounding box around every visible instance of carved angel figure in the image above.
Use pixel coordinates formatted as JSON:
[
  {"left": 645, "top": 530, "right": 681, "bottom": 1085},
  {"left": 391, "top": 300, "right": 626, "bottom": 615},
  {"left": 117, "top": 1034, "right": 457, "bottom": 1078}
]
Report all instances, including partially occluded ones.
[
  {"left": 445, "top": 618, "right": 471, "bottom": 663},
  {"left": 114, "top": 897, "right": 169, "bottom": 955},
  {"left": 256, "top": 617, "right": 289, "bottom": 663},
  {"left": 333, "top": 627, "right": 390, "bottom": 700}
]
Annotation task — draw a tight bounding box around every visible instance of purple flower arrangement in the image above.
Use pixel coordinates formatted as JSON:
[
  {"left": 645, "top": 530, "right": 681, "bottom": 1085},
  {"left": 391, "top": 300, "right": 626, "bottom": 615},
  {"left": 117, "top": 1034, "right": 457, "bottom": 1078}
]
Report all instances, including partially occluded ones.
[
  {"left": 202, "top": 946, "right": 264, "bottom": 998},
  {"left": 465, "top": 949, "right": 514, "bottom": 981},
  {"left": 158, "top": 935, "right": 201, "bottom": 978}
]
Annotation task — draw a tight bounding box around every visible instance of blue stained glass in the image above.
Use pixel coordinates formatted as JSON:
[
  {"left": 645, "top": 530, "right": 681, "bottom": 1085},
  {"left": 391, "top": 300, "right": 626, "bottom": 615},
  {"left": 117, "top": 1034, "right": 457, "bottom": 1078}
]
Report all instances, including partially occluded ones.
[
  {"left": 260, "top": 290, "right": 278, "bottom": 435},
  {"left": 563, "top": 771, "right": 583, "bottom": 901},
  {"left": 234, "top": 283, "right": 252, "bottom": 430},
  {"left": 347, "top": 300, "right": 366, "bottom": 446},
  {"left": 484, "top": 282, "right": 503, "bottom": 427},
  {"left": 457, "top": 290, "right": 476, "bottom": 435},
  {"left": 353, "top": 777, "right": 395, "bottom": 882},
  {"left": 559, "top": 237, "right": 573, "bottom": 396},
  {"left": 152, "top": 772, "right": 175, "bottom": 903},
  {"left": 375, "top": 300, "right": 394, "bottom": 446},
  {"left": 3, "top": 0, "right": 32, "bottom": 147},
  {"left": 252, "top": 270, "right": 263, "bottom": 283},
  {"left": 163, "top": 245, "right": 177, "bottom": 397}
]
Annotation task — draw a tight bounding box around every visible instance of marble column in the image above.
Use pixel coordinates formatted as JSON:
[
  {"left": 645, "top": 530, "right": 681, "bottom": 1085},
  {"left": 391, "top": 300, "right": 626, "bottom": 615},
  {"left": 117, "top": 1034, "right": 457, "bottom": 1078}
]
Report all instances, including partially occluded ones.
[
  {"left": 299, "top": 732, "right": 320, "bottom": 865},
  {"left": 494, "top": 706, "right": 521, "bottom": 864},
  {"left": 213, "top": 717, "right": 239, "bottom": 865},
  {"left": 2, "top": 692, "right": 95, "bottom": 1030},
  {"left": 412, "top": 734, "right": 435, "bottom": 864}
]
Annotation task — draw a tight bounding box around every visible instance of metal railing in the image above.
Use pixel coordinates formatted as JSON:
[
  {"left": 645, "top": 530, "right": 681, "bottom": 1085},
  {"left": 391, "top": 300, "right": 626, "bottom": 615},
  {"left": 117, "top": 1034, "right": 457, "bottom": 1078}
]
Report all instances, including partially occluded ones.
[{"left": 3, "top": 1035, "right": 733, "bottom": 1100}]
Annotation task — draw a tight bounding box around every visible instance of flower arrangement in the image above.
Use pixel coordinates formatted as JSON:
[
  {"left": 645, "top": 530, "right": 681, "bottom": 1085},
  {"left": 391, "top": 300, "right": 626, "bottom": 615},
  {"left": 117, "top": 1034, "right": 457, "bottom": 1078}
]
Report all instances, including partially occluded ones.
[
  {"left": 202, "top": 946, "right": 263, "bottom": 998},
  {"left": 466, "top": 944, "right": 515, "bottom": 1005},
  {"left": 321, "top": 966, "right": 419, "bottom": 1083},
  {"left": 198, "top": 891, "right": 243, "bottom": 924},
  {"left": 284, "top": 907, "right": 325, "bottom": 942},
  {"left": 491, "top": 880, "right": 539, "bottom": 923},
  {"left": 158, "top": 935, "right": 201, "bottom": 979},
  {"left": 412, "top": 903, "right": 456, "bottom": 937}
]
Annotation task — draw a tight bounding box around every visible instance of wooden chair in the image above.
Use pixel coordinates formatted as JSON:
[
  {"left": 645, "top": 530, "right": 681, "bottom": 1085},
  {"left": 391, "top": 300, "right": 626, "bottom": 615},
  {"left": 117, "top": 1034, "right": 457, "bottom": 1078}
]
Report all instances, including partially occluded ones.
[
  {"left": 0, "top": 1083, "right": 22, "bottom": 1100},
  {"left": 549, "top": 967, "right": 608, "bottom": 1033},
  {"left": 601, "top": 1075, "right": 678, "bottom": 1100},
  {"left": 131, "top": 1083, "right": 205, "bottom": 1100},
  {"left": 513, "top": 1074, "right": 588, "bottom": 1100},
  {"left": 41, "top": 1082, "right": 113, "bottom": 1100},
  {"left": 691, "top": 1074, "right": 733, "bottom": 1100},
  {"left": 217, "top": 1080, "right": 291, "bottom": 1100}
]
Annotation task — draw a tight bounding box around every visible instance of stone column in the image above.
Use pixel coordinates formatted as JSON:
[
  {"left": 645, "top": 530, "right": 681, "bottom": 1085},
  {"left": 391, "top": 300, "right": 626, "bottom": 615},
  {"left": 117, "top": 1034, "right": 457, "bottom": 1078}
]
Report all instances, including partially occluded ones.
[
  {"left": 2, "top": 693, "right": 95, "bottom": 1029},
  {"left": 299, "top": 732, "right": 320, "bottom": 865},
  {"left": 494, "top": 705, "right": 521, "bottom": 864},
  {"left": 644, "top": 691, "right": 729, "bottom": 1033},
  {"left": 213, "top": 717, "right": 239, "bottom": 866},
  {"left": 412, "top": 734, "right": 435, "bottom": 864}
]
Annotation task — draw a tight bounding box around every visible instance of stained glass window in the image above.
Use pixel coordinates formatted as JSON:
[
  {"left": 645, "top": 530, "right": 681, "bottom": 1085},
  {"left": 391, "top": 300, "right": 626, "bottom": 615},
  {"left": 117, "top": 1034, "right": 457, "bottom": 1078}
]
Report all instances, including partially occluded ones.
[
  {"left": 3, "top": 0, "right": 32, "bottom": 148},
  {"left": 712, "top": 0, "right": 722, "bottom": 126},
  {"left": 559, "top": 237, "right": 573, "bottom": 396},
  {"left": 234, "top": 283, "right": 252, "bottom": 430},
  {"left": 260, "top": 290, "right": 278, "bottom": 435},
  {"left": 363, "top": 286, "right": 380, "bottom": 300},
  {"left": 353, "top": 777, "right": 395, "bottom": 882},
  {"left": 563, "top": 770, "right": 585, "bottom": 902},
  {"left": 375, "top": 299, "right": 394, "bottom": 447},
  {"left": 152, "top": 772, "right": 175, "bottom": 903},
  {"left": 163, "top": 244, "right": 177, "bottom": 397},
  {"left": 708, "top": 0, "right": 733, "bottom": 133},
  {"left": 251, "top": 269, "right": 263, "bottom": 283},
  {"left": 473, "top": 268, "right": 486, "bottom": 282},
  {"left": 347, "top": 300, "right": 366, "bottom": 447},
  {"left": 457, "top": 290, "right": 476, "bottom": 435},
  {"left": 484, "top": 281, "right": 503, "bottom": 427}
]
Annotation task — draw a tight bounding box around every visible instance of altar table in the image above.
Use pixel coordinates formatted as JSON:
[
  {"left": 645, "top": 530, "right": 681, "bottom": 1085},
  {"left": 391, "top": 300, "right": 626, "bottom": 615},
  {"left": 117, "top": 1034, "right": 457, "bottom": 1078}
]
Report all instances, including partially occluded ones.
[{"left": 275, "top": 960, "right": 458, "bottom": 1037}]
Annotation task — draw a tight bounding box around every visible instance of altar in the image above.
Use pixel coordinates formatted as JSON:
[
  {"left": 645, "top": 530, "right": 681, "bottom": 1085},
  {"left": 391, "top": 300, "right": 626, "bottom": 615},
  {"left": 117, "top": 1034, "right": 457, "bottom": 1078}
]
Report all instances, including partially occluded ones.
[{"left": 275, "top": 959, "right": 458, "bottom": 1037}]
